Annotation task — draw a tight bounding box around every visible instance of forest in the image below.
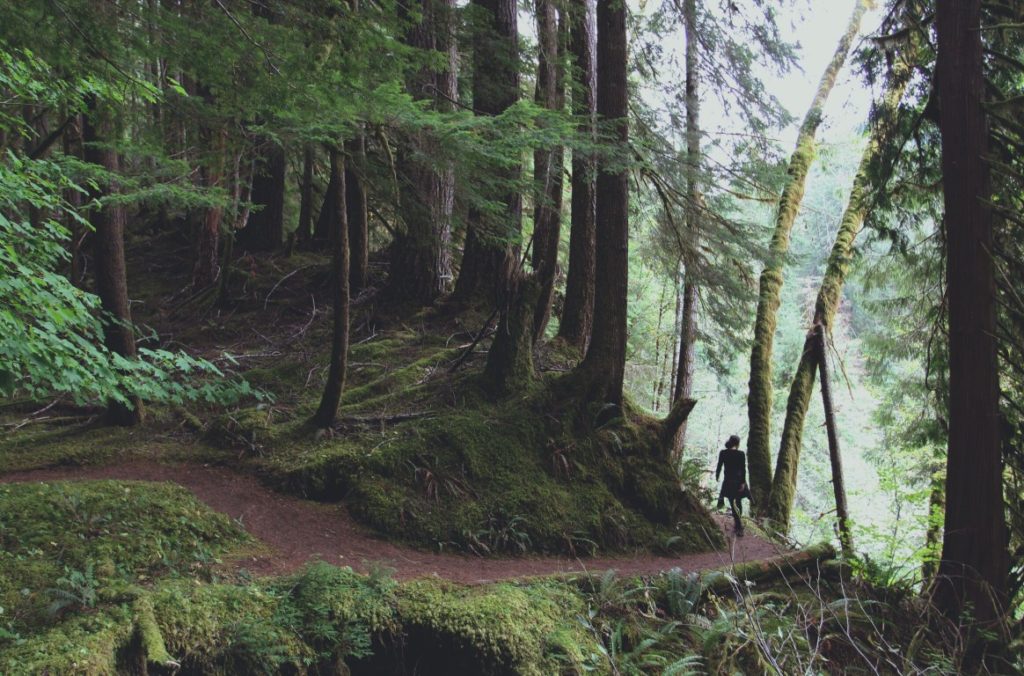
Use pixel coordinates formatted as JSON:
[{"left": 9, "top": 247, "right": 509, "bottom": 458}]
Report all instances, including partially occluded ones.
[{"left": 0, "top": 0, "right": 1022, "bottom": 672}]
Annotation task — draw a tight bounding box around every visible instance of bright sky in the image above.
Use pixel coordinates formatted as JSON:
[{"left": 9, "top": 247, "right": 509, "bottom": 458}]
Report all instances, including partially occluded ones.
[{"left": 769, "top": 0, "right": 888, "bottom": 144}]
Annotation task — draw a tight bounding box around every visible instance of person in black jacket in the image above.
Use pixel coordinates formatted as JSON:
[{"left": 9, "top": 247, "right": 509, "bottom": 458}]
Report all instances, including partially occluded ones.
[{"left": 715, "top": 434, "right": 750, "bottom": 536}]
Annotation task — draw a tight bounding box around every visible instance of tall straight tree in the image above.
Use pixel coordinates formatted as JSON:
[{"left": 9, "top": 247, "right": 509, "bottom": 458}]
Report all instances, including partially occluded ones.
[
  {"left": 83, "top": 99, "right": 143, "bottom": 426},
  {"left": 312, "top": 148, "right": 351, "bottom": 430},
  {"left": 669, "top": 0, "right": 701, "bottom": 462},
  {"left": 557, "top": 0, "right": 596, "bottom": 351},
  {"left": 932, "top": 0, "right": 1008, "bottom": 625},
  {"left": 576, "top": 0, "right": 627, "bottom": 406},
  {"left": 745, "top": 0, "right": 869, "bottom": 507},
  {"left": 766, "top": 46, "right": 914, "bottom": 529},
  {"left": 530, "top": 0, "right": 566, "bottom": 342},
  {"left": 452, "top": 0, "right": 521, "bottom": 304},
  {"left": 346, "top": 135, "right": 369, "bottom": 293},
  {"left": 388, "top": 0, "right": 457, "bottom": 303}
]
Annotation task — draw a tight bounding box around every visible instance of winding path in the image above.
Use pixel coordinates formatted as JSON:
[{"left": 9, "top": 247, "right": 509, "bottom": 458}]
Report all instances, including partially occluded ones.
[{"left": 1, "top": 462, "right": 784, "bottom": 584}]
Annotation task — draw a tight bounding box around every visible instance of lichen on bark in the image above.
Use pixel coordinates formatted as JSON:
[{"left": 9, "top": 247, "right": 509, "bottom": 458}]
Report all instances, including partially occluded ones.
[
  {"left": 745, "top": 0, "right": 870, "bottom": 510},
  {"left": 765, "top": 38, "right": 914, "bottom": 530}
]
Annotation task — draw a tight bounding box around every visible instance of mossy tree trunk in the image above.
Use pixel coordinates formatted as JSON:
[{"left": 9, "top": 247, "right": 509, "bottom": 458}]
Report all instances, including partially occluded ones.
[
  {"left": 766, "top": 46, "right": 913, "bottom": 529},
  {"left": 576, "top": 0, "right": 628, "bottom": 407},
  {"left": 312, "top": 148, "right": 350, "bottom": 430},
  {"left": 388, "top": 0, "right": 457, "bottom": 304},
  {"left": 83, "top": 97, "right": 143, "bottom": 427},
  {"left": 670, "top": 0, "right": 701, "bottom": 463},
  {"left": 530, "top": 0, "right": 566, "bottom": 344},
  {"left": 745, "top": 0, "right": 869, "bottom": 509},
  {"left": 452, "top": 0, "right": 521, "bottom": 306},
  {"left": 932, "top": 0, "right": 1008, "bottom": 625},
  {"left": 555, "top": 0, "right": 596, "bottom": 351},
  {"left": 485, "top": 273, "right": 541, "bottom": 396}
]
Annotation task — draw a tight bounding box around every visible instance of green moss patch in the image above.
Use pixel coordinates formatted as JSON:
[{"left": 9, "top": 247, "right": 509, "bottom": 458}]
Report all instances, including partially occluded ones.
[
  {"left": 0, "top": 480, "right": 250, "bottom": 641},
  {"left": 396, "top": 578, "right": 595, "bottom": 675}
]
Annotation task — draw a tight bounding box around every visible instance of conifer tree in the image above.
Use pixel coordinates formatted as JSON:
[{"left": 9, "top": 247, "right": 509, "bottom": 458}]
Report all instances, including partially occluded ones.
[
  {"left": 557, "top": 0, "right": 597, "bottom": 351},
  {"left": 576, "top": 0, "right": 628, "bottom": 407}
]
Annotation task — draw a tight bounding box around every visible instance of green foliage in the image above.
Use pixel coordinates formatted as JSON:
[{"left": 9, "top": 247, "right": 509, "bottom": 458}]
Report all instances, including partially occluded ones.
[
  {"left": 0, "top": 480, "right": 250, "bottom": 641},
  {"left": 0, "top": 47, "right": 260, "bottom": 411}
]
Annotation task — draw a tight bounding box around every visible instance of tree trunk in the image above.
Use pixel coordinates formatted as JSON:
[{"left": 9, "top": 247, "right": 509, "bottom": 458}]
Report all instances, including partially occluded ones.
[
  {"left": 932, "top": 0, "right": 1008, "bottom": 625},
  {"left": 346, "top": 135, "right": 369, "bottom": 293},
  {"left": 530, "top": 0, "right": 567, "bottom": 343},
  {"left": 485, "top": 273, "right": 541, "bottom": 396},
  {"left": 242, "top": 140, "right": 286, "bottom": 251},
  {"left": 297, "top": 145, "right": 315, "bottom": 242},
  {"left": 652, "top": 281, "right": 668, "bottom": 411},
  {"left": 451, "top": 0, "right": 521, "bottom": 306},
  {"left": 193, "top": 121, "right": 226, "bottom": 289},
  {"left": 388, "top": 0, "right": 457, "bottom": 304},
  {"left": 668, "top": 268, "right": 682, "bottom": 407},
  {"left": 767, "top": 48, "right": 913, "bottom": 529},
  {"left": 556, "top": 0, "right": 596, "bottom": 351},
  {"left": 314, "top": 164, "right": 339, "bottom": 242},
  {"left": 575, "top": 0, "right": 628, "bottom": 407},
  {"left": 745, "top": 0, "right": 869, "bottom": 508},
  {"left": 312, "top": 148, "right": 350, "bottom": 430},
  {"left": 83, "top": 99, "right": 143, "bottom": 426},
  {"left": 668, "top": 0, "right": 701, "bottom": 462},
  {"left": 814, "top": 325, "right": 853, "bottom": 555}
]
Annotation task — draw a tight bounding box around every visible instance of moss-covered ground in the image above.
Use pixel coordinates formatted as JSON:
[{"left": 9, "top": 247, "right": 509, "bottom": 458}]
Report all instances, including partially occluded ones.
[
  {"left": 2, "top": 236, "right": 722, "bottom": 558},
  {"left": 0, "top": 240, "right": 982, "bottom": 673}
]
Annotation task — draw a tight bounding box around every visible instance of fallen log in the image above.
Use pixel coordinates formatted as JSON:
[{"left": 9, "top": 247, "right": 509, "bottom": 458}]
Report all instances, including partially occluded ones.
[{"left": 700, "top": 541, "right": 838, "bottom": 597}]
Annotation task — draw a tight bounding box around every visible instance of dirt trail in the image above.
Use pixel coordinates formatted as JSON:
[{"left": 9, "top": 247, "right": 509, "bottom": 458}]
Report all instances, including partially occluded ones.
[{"left": 1, "top": 462, "right": 784, "bottom": 584}]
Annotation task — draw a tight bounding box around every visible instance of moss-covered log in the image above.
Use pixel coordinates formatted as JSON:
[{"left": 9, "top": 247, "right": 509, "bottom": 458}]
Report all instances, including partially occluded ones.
[
  {"left": 132, "top": 594, "right": 180, "bottom": 672},
  {"left": 745, "top": 0, "right": 869, "bottom": 508},
  {"left": 701, "top": 541, "right": 837, "bottom": 597},
  {"left": 765, "top": 46, "right": 913, "bottom": 530}
]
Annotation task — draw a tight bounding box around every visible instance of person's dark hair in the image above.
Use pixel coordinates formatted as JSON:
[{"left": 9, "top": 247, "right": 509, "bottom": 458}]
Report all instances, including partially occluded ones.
[{"left": 726, "top": 435, "right": 741, "bottom": 449}]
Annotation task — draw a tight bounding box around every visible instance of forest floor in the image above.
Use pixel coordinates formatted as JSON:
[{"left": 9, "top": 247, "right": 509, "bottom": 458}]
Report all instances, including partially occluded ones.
[{"left": 0, "top": 460, "right": 780, "bottom": 584}]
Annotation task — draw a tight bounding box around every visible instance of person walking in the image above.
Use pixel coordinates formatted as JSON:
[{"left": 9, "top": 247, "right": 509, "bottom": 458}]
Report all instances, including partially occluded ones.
[{"left": 716, "top": 434, "right": 751, "bottom": 536}]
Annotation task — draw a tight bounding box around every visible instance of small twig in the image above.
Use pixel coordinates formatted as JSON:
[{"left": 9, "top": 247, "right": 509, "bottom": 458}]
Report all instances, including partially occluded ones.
[
  {"left": 448, "top": 308, "right": 500, "bottom": 373},
  {"left": 264, "top": 266, "right": 312, "bottom": 309}
]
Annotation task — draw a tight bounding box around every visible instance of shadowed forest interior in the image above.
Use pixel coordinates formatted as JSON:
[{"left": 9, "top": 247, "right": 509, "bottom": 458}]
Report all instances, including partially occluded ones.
[{"left": 1, "top": 0, "right": 1023, "bottom": 672}]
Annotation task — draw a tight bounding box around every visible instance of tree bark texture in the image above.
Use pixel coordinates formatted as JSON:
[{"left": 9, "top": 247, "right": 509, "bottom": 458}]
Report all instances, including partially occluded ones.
[
  {"left": 557, "top": 0, "right": 596, "bottom": 351},
  {"left": 346, "top": 135, "right": 369, "bottom": 293},
  {"left": 452, "top": 0, "right": 521, "bottom": 305},
  {"left": 485, "top": 273, "right": 541, "bottom": 396},
  {"left": 745, "top": 0, "right": 869, "bottom": 509},
  {"left": 389, "top": 0, "right": 457, "bottom": 304},
  {"left": 83, "top": 99, "right": 143, "bottom": 426},
  {"left": 192, "top": 124, "right": 226, "bottom": 289},
  {"left": 576, "top": 0, "right": 628, "bottom": 407},
  {"left": 766, "top": 49, "right": 913, "bottom": 529},
  {"left": 530, "top": 0, "right": 567, "bottom": 343},
  {"left": 815, "top": 325, "right": 853, "bottom": 555},
  {"left": 312, "top": 149, "right": 351, "bottom": 429},
  {"left": 933, "top": 0, "right": 1008, "bottom": 625}
]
